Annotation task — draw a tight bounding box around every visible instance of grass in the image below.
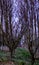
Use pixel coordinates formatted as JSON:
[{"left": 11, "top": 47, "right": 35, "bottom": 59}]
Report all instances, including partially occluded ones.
[
  {"left": 0, "top": 48, "right": 39, "bottom": 65},
  {"left": 0, "top": 50, "right": 10, "bottom": 62},
  {"left": 13, "top": 47, "right": 39, "bottom": 65}
]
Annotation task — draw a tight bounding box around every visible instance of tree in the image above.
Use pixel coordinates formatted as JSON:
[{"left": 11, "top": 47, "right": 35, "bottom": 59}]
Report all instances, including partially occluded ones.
[
  {"left": 0, "top": 0, "right": 39, "bottom": 63},
  {"left": 0, "top": 0, "right": 26, "bottom": 59},
  {"left": 21, "top": 0, "right": 39, "bottom": 65},
  {"left": 0, "top": 0, "right": 4, "bottom": 45}
]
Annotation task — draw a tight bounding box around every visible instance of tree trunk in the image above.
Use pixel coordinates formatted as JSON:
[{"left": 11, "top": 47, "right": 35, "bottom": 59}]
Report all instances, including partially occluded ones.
[
  {"left": 10, "top": 50, "right": 13, "bottom": 61},
  {"left": 31, "top": 56, "right": 35, "bottom": 65}
]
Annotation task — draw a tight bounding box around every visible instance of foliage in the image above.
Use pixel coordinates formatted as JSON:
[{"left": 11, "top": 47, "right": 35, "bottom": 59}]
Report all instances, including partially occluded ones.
[
  {"left": 0, "top": 48, "right": 39, "bottom": 65},
  {"left": 0, "top": 50, "right": 10, "bottom": 62},
  {"left": 13, "top": 47, "right": 31, "bottom": 65},
  {"left": 13, "top": 48, "right": 39, "bottom": 65}
]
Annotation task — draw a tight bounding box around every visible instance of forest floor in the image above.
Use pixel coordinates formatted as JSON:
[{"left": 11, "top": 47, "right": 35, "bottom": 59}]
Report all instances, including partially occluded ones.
[{"left": 0, "top": 61, "right": 14, "bottom": 65}]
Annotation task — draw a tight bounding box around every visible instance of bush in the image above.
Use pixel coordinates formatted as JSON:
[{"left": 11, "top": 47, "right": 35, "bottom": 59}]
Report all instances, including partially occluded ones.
[{"left": 13, "top": 47, "right": 31, "bottom": 65}]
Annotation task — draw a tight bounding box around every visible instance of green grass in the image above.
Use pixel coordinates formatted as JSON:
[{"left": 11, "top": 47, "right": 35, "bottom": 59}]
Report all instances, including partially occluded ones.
[
  {"left": 0, "top": 48, "right": 39, "bottom": 65},
  {"left": 13, "top": 47, "right": 31, "bottom": 65},
  {"left": 13, "top": 47, "right": 39, "bottom": 65},
  {"left": 0, "top": 50, "right": 10, "bottom": 61}
]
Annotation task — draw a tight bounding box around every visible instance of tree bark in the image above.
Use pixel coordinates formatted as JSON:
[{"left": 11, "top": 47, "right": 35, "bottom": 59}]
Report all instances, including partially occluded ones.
[
  {"left": 10, "top": 50, "right": 13, "bottom": 61},
  {"left": 31, "top": 56, "right": 35, "bottom": 65}
]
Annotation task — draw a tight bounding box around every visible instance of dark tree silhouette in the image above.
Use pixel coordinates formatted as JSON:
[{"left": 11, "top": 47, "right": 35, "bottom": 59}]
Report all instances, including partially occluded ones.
[
  {"left": 22, "top": 0, "right": 39, "bottom": 65},
  {"left": 0, "top": 0, "right": 26, "bottom": 59},
  {"left": 0, "top": 0, "right": 39, "bottom": 63}
]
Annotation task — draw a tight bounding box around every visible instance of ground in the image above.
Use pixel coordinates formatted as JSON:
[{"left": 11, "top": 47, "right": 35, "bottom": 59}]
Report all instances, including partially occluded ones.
[{"left": 0, "top": 61, "right": 14, "bottom": 65}]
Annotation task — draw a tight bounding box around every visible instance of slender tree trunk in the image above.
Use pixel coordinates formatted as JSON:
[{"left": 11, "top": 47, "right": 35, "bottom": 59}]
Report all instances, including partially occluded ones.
[
  {"left": 31, "top": 56, "right": 35, "bottom": 65},
  {"left": 10, "top": 50, "right": 13, "bottom": 59},
  {"left": 11, "top": 51, "right": 13, "bottom": 59},
  {"left": 10, "top": 48, "right": 13, "bottom": 61}
]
